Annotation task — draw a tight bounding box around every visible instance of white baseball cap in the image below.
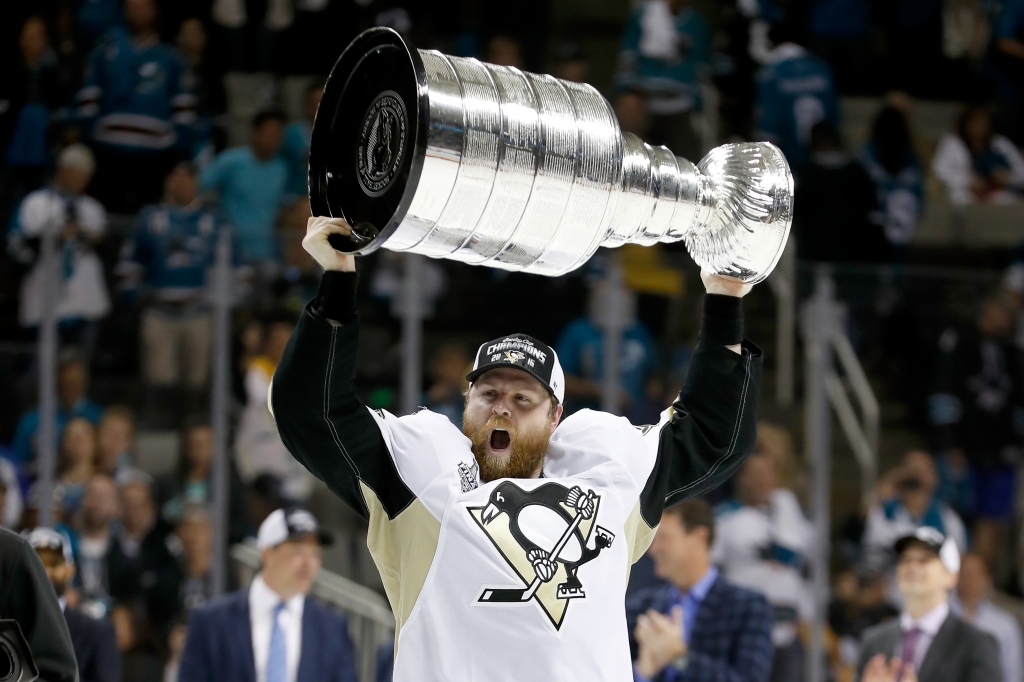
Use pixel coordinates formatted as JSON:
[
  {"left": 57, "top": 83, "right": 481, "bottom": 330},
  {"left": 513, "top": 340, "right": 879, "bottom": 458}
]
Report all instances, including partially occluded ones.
[
  {"left": 894, "top": 526, "right": 960, "bottom": 573},
  {"left": 257, "top": 508, "right": 333, "bottom": 550},
  {"left": 25, "top": 527, "right": 74, "bottom": 565}
]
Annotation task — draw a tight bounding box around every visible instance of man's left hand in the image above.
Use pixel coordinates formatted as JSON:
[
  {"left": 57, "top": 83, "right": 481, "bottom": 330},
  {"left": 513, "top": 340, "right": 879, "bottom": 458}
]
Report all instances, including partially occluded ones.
[
  {"left": 635, "top": 606, "right": 686, "bottom": 679},
  {"left": 701, "top": 269, "right": 752, "bottom": 298}
]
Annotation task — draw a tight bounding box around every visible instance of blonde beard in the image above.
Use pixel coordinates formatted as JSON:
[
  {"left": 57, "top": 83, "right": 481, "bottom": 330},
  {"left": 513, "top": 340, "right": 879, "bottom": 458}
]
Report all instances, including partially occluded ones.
[{"left": 462, "top": 413, "right": 552, "bottom": 482}]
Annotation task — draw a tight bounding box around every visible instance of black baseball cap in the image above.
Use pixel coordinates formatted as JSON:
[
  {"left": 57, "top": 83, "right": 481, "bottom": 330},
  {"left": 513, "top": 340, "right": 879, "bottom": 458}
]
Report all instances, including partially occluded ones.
[{"left": 466, "top": 333, "right": 565, "bottom": 403}]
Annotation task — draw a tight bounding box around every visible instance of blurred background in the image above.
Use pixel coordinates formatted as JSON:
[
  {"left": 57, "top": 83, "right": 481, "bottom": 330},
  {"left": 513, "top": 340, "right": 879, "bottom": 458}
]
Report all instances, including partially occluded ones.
[{"left": 2, "top": 0, "right": 1024, "bottom": 680}]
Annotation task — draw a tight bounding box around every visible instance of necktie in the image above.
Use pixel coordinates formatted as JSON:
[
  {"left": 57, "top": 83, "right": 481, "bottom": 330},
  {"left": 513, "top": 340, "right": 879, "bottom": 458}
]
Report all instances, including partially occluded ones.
[
  {"left": 267, "top": 603, "right": 287, "bottom": 682},
  {"left": 900, "top": 627, "right": 922, "bottom": 671}
]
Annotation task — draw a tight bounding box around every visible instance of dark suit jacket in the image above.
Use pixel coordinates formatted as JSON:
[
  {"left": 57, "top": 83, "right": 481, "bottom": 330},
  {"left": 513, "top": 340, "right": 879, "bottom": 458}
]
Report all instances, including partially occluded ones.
[
  {"left": 64, "top": 606, "right": 121, "bottom": 682},
  {"left": 178, "top": 588, "right": 358, "bottom": 682},
  {"left": 626, "top": 576, "right": 775, "bottom": 682},
  {"left": 855, "top": 613, "right": 1002, "bottom": 682}
]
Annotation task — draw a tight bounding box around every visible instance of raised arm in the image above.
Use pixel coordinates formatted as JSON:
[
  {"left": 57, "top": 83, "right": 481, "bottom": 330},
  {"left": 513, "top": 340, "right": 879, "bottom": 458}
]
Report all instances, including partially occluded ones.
[
  {"left": 270, "top": 217, "right": 414, "bottom": 520},
  {"left": 638, "top": 272, "right": 762, "bottom": 526}
]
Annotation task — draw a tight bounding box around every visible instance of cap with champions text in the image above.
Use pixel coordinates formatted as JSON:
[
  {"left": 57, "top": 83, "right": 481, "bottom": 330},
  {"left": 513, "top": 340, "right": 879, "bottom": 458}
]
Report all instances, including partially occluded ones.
[
  {"left": 893, "top": 526, "right": 960, "bottom": 573},
  {"left": 466, "top": 333, "right": 565, "bottom": 404},
  {"left": 25, "top": 527, "right": 74, "bottom": 565},
  {"left": 257, "top": 508, "right": 333, "bottom": 550}
]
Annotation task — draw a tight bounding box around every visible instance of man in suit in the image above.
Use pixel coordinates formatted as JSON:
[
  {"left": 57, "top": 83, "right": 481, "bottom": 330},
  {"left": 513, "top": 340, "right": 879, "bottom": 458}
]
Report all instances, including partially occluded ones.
[
  {"left": 627, "top": 499, "right": 775, "bottom": 682},
  {"left": 856, "top": 527, "right": 1001, "bottom": 682},
  {"left": 179, "top": 507, "right": 358, "bottom": 682},
  {"left": 27, "top": 527, "right": 121, "bottom": 682}
]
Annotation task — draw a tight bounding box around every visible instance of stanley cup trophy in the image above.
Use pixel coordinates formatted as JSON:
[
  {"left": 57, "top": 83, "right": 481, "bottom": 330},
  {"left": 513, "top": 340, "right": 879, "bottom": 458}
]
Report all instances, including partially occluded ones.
[{"left": 309, "top": 28, "right": 794, "bottom": 283}]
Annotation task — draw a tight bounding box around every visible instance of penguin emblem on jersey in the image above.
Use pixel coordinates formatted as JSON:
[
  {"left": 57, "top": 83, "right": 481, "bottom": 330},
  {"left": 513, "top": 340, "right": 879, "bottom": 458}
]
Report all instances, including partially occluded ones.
[{"left": 468, "top": 481, "right": 615, "bottom": 630}]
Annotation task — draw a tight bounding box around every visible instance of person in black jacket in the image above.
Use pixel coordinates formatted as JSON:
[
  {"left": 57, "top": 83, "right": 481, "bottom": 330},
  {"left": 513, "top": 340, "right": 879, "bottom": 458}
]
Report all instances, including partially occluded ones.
[
  {"left": 269, "top": 216, "right": 762, "bottom": 680},
  {"left": 27, "top": 527, "right": 121, "bottom": 682},
  {"left": 0, "top": 527, "right": 77, "bottom": 682}
]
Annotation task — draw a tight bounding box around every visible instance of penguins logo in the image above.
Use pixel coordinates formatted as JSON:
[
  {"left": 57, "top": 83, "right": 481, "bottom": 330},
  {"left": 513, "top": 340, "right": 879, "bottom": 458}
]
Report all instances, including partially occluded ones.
[
  {"left": 503, "top": 350, "right": 527, "bottom": 363},
  {"left": 468, "top": 481, "right": 615, "bottom": 630}
]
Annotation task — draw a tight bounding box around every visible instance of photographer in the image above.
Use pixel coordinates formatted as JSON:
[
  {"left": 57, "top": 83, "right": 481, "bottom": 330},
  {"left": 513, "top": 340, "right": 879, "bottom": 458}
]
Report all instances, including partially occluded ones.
[
  {"left": 862, "top": 451, "right": 968, "bottom": 575},
  {"left": 0, "top": 527, "right": 78, "bottom": 682}
]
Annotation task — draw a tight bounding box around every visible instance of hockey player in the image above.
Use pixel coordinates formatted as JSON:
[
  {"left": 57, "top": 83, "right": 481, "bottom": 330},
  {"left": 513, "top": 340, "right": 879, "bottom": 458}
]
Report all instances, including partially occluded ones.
[{"left": 271, "top": 216, "right": 762, "bottom": 681}]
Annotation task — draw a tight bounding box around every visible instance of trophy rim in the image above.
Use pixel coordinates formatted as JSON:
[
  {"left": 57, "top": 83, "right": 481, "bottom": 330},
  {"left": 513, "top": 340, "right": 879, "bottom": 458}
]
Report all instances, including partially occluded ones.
[{"left": 308, "top": 27, "right": 429, "bottom": 255}]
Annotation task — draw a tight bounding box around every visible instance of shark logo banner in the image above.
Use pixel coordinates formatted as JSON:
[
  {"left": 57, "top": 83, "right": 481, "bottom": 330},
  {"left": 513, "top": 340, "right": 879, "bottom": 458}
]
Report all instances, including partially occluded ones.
[{"left": 468, "top": 481, "right": 615, "bottom": 630}]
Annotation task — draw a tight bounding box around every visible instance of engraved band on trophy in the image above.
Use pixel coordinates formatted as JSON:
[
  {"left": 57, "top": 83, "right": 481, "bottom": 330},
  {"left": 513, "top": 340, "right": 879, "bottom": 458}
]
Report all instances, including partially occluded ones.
[{"left": 309, "top": 27, "right": 794, "bottom": 283}]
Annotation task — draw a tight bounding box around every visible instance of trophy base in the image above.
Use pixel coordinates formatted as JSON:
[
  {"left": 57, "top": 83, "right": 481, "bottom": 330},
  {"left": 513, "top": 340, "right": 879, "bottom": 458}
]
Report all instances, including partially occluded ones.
[{"left": 310, "top": 28, "right": 428, "bottom": 254}]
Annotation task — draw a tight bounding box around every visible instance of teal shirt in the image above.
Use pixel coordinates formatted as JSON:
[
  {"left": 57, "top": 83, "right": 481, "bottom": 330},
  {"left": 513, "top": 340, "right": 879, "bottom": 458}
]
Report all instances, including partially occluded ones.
[
  {"left": 282, "top": 121, "right": 311, "bottom": 198},
  {"left": 616, "top": 6, "right": 712, "bottom": 112},
  {"left": 199, "top": 147, "right": 290, "bottom": 263}
]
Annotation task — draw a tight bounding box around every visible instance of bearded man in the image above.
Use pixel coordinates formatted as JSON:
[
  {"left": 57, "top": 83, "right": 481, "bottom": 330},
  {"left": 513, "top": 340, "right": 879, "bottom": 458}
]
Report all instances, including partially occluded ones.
[{"left": 271, "top": 216, "right": 762, "bottom": 681}]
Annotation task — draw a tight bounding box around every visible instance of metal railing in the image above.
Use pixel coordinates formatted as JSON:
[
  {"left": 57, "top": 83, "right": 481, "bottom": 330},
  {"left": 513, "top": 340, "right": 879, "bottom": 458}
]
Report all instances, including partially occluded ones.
[{"left": 231, "top": 542, "right": 395, "bottom": 682}]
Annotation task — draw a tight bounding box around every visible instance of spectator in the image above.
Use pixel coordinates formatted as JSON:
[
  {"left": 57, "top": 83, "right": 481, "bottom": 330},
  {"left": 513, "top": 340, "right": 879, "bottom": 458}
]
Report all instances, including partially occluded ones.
[
  {"left": 77, "top": 0, "right": 196, "bottom": 213},
  {"left": 628, "top": 499, "right": 774, "bottom": 682},
  {"left": 424, "top": 343, "right": 471, "bottom": 430},
  {"left": 28, "top": 527, "right": 122, "bottom": 682},
  {"left": 951, "top": 553, "right": 1024, "bottom": 682},
  {"left": 0, "top": 456, "right": 24, "bottom": 528},
  {"left": 156, "top": 419, "right": 216, "bottom": 523},
  {"left": 96, "top": 405, "right": 135, "bottom": 478},
  {"left": 72, "top": 474, "right": 120, "bottom": 616},
  {"left": 155, "top": 428, "right": 245, "bottom": 545},
  {"left": 829, "top": 569, "right": 900, "bottom": 677},
  {"left": 11, "top": 349, "right": 103, "bottom": 465},
  {"left": 281, "top": 81, "right": 322, "bottom": 198},
  {"left": 119, "top": 162, "right": 226, "bottom": 424},
  {"left": 932, "top": 105, "right": 1024, "bottom": 205},
  {"left": 856, "top": 528, "right": 1000, "bottom": 682},
  {"left": 58, "top": 417, "right": 100, "bottom": 515},
  {"left": 199, "top": 109, "right": 291, "bottom": 269},
  {"left": 862, "top": 451, "right": 968, "bottom": 574},
  {"left": 7, "top": 144, "right": 111, "bottom": 350},
  {"left": 615, "top": 0, "right": 711, "bottom": 161},
  {"left": 235, "top": 314, "right": 313, "bottom": 502},
  {"left": 170, "top": 503, "right": 215, "bottom": 615},
  {"left": 175, "top": 17, "right": 226, "bottom": 163},
  {"left": 930, "top": 297, "right": 1024, "bottom": 573},
  {"left": 555, "top": 279, "right": 659, "bottom": 415},
  {"left": 111, "top": 475, "right": 177, "bottom": 622},
  {"left": 179, "top": 508, "right": 358, "bottom": 682},
  {"left": 713, "top": 450, "right": 812, "bottom": 682},
  {"left": 794, "top": 121, "right": 888, "bottom": 264},
  {"left": 861, "top": 106, "right": 925, "bottom": 259},
  {"left": 755, "top": 22, "right": 839, "bottom": 171},
  {"left": 0, "top": 16, "right": 65, "bottom": 205}
]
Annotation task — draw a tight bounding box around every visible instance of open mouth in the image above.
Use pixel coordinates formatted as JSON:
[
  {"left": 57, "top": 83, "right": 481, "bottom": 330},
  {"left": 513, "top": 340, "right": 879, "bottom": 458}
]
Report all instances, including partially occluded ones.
[{"left": 489, "top": 428, "right": 511, "bottom": 454}]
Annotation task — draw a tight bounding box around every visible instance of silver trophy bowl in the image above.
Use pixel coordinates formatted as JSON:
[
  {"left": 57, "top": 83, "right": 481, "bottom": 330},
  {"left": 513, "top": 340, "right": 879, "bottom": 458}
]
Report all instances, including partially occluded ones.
[{"left": 309, "top": 28, "right": 793, "bottom": 283}]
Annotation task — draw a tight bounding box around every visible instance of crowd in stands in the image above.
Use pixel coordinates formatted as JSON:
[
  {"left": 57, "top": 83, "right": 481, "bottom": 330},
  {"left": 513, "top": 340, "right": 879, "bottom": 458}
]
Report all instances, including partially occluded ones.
[{"left": 2, "top": 0, "right": 1024, "bottom": 681}]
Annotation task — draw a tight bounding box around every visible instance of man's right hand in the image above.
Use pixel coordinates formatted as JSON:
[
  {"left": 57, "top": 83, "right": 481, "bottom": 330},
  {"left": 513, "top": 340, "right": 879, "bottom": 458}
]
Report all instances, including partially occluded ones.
[{"left": 303, "top": 216, "right": 357, "bottom": 272}]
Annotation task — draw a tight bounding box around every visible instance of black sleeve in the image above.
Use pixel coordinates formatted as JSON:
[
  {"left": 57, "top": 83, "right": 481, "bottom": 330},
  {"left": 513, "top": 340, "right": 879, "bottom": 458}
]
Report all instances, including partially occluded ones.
[
  {"left": 0, "top": 530, "right": 78, "bottom": 682},
  {"left": 638, "top": 295, "right": 762, "bottom": 526},
  {"left": 272, "top": 271, "right": 414, "bottom": 520}
]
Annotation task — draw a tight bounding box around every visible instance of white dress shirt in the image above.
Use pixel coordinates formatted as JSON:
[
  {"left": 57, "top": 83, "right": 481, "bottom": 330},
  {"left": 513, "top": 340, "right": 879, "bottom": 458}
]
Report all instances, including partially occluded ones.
[
  {"left": 249, "top": 574, "right": 305, "bottom": 682},
  {"left": 897, "top": 601, "right": 950, "bottom": 672}
]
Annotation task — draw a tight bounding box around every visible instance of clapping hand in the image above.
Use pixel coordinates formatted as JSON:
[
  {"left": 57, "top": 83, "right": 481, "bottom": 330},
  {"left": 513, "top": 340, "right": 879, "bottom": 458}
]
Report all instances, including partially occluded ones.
[
  {"left": 634, "top": 606, "right": 686, "bottom": 679},
  {"left": 862, "top": 655, "right": 918, "bottom": 682}
]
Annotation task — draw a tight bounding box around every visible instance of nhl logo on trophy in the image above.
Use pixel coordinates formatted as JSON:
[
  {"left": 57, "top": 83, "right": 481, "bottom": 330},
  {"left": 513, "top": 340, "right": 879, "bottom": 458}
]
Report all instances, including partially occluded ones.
[
  {"left": 309, "top": 27, "right": 795, "bottom": 283},
  {"left": 357, "top": 90, "right": 408, "bottom": 197}
]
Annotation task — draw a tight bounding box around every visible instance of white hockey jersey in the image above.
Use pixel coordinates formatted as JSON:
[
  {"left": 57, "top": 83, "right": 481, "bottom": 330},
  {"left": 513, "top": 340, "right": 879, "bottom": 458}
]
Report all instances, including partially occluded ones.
[{"left": 271, "top": 305, "right": 761, "bottom": 681}]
